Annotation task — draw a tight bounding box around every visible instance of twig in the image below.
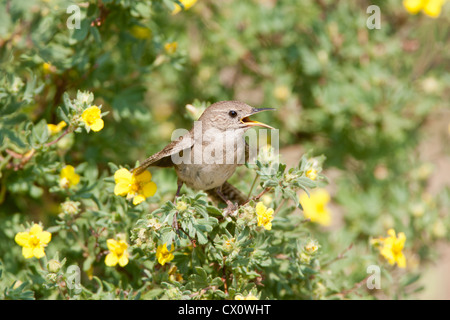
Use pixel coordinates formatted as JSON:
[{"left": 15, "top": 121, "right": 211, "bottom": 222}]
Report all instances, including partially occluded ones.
[
  {"left": 189, "top": 285, "right": 216, "bottom": 299},
  {"left": 321, "top": 243, "right": 354, "bottom": 268},
  {"left": 332, "top": 274, "right": 372, "bottom": 298},
  {"left": 5, "top": 148, "right": 35, "bottom": 170},
  {"left": 45, "top": 127, "right": 72, "bottom": 147},
  {"left": 242, "top": 187, "right": 272, "bottom": 206},
  {"left": 273, "top": 198, "right": 287, "bottom": 216},
  {"left": 179, "top": 227, "right": 197, "bottom": 248},
  {"left": 246, "top": 173, "right": 259, "bottom": 200},
  {"left": 222, "top": 257, "right": 228, "bottom": 295}
]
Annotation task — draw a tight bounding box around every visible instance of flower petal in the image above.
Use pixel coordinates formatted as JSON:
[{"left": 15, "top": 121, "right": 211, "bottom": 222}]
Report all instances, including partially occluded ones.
[
  {"left": 60, "top": 165, "right": 75, "bottom": 179},
  {"left": 133, "top": 194, "right": 146, "bottom": 205},
  {"left": 118, "top": 254, "right": 129, "bottom": 267},
  {"left": 380, "top": 246, "right": 395, "bottom": 265},
  {"left": 114, "top": 182, "right": 131, "bottom": 196},
  {"left": 22, "top": 247, "right": 34, "bottom": 259},
  {"left": 69, "top": 173, "right": 80, "bottom": 187},
  {"left": 134, "top": 170, "right": 152, "bottom": 183},
  {"left": 29, "top": 224, "right": 43, "bottom": 235},
  {"left": 82, "top": 106, "right": 101, "bottom": 123},
  {"left": 142, "top": 181, "right": 157, "bottom": 197},
  {"left": 114, "top": 168, "right": 132, "bottom": 184},
  {"left": 107, "top": 239, "right": 118, "bottom": 252},
  {"left": 314, "top": 189, "right": 330, "bottom": 204},
  {"left": 38, "top": 231, "right": 52, "bottom": 245},
  {"left": 255, "top": 202, "right": 266, "bottom": 216},
  {"left": 90, "top": 118, "right": 104, "bottom": 132},
  {"left": 33, "top": 246, "right": 46, "bottom": 259},
  {"left": 15, "top": 232, "right": 30, "bottom": 247},
  {"left": 396, "top": 252, "right": 407, "bottom": 268},
  {"left": 403, "top": 0, "right": 424, "bottom": 14},
  {"left": 387, "top": 229, "right": 396, "bottom": 238},
  {"left": 423, "top": 0, "right": 444, "bottom": 17},
  {"left": 105, "top": 253, "right": 118, "bottom": 267}
]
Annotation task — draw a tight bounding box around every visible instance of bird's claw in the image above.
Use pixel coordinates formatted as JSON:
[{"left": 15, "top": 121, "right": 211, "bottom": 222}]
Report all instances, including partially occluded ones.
[{"left": 223, "top": 201, "right": 238, "bottom": 217}]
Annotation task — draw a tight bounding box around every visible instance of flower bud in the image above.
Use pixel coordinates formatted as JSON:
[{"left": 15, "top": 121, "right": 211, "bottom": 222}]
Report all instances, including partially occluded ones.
[
  {"left": 61, "top": 200, "right": 81, "bottom": 215},
  {"left": 304, "top": 240, "right": 319, "bottom": 255},
  {"left": 299, "top": 252, "right": 311, "bottom": 264},
  {"left": 46, "top": 273, "right": 58, "bottom": 283},
  {"left": 176, "top": 201, "right": 188, "bottom": 212}
]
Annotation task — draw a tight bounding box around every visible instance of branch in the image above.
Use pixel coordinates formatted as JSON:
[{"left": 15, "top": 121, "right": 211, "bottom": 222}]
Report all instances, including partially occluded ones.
[{"left": 45, "top": 127, "right": 73, "bottom": 147}]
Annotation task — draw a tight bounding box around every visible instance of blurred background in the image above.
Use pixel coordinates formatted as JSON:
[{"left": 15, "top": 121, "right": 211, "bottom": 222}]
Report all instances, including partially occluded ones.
[{"left": 0, "top": 0, "right": 449, "bottom": 298}]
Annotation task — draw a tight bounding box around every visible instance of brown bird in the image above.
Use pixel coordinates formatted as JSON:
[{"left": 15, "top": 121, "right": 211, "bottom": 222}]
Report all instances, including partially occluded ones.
[{"left": 133, "top": 101, "right": 275, "bottom": 212}]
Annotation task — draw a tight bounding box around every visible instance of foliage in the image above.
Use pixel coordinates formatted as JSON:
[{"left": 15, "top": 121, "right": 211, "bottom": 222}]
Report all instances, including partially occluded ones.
[{"left": 0, "top": 0, "right": 449, "bottom": 300}]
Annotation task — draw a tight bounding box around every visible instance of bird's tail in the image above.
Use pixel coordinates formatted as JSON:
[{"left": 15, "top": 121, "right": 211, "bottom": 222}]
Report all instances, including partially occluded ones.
[{"left": 206, "top": 181, "right": 247, "bottom": 206}]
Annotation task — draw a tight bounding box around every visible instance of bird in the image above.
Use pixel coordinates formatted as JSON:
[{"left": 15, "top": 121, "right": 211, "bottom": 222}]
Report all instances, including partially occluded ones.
[{"left": 133, "top": 100, "right": 275, "bottom": 214}]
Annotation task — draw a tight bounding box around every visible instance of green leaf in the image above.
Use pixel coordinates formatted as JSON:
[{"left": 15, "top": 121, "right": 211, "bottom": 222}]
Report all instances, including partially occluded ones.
[
  {"left": 32, "top": 119, "right": 49, "bottom": 144},
  {"left": 90, "top": 26, "right": 101, "bottom": 44},
  {"left": 57, "top": 106, "right": 70, "bottom": 124},
  {"left": 72, "top": 19, "right": 90, "bottom": 42}
]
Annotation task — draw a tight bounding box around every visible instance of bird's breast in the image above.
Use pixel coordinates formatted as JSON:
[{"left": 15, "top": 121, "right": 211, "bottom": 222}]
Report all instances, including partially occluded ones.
[
  {"left": 174, "top": 130, "right": 246, "bottom": 190},
  {"left": 175, "top": 163, "right": 237, "bottom": 190}
]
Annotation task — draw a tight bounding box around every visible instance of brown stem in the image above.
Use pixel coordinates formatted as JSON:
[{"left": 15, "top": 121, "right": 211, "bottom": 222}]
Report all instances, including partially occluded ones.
[
  {"left": 45, "top": 127, "right": 73, "bottom": 147},
  {"left": 322, "top": 243, "right": 354, "bottom": 268},
  {"left": 242, "top": 187, "right": 272, "bottom": 206}
]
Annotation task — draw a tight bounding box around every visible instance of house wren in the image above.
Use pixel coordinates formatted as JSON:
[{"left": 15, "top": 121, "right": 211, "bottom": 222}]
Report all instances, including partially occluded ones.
[{"left": 133, "top": 100, "right": 275, "bottom": 212}]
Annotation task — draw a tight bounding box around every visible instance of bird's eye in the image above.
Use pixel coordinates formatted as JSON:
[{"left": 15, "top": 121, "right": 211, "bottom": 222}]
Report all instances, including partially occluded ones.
[{"left": 229, "top": 110, "right": 237, "bottom": 118}]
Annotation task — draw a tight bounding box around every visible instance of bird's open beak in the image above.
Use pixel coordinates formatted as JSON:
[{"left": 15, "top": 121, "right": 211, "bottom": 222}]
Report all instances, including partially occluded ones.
[{"left": 240, "top": 108, "right": 275, "bottom": 130}]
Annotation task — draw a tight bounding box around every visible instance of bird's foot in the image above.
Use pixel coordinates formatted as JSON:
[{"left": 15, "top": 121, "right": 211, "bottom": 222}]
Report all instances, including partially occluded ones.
[
  {"left": 223, "top": 201, "right": 238, "bottom": 217},
  {"left": 172, "top": 212, "right": 179, "bottom": 231}
]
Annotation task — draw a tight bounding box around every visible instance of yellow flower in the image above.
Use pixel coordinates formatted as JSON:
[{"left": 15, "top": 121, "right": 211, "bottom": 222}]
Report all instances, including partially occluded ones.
[
  {"left": 164, "top": 42, "right": 178, "bottom": 54},
  {"left": 273, "top": 85, "right": 290, "bottom": 101},
  {"left": 59, "top": 165, "right": 80, "bottom": 188},
  {"left": 15, "top": 224, "right": 52, "bottom": 259},
  {"left": 114, "top": 168, "right": 157, "bottom": 205},
  {"left": 172, "top": 0, "right": 197, "bottom": 15},
  {"left": 299, "top": 189, "right": 331, "bottom": 226},
  {"left": 235, "top": 293, "right": 258, "bottom": 300},
  {"left": 372, "top": 229, "right": 407, "bottom": 268},
  {"left": 156, "top": 243, "right": 175, "bottom": 265},
  {"left": 130, "top": 25, "right": 152, "bottom": 39},
  {"left": 168, "top": 265, "right": 183, "bottom": 282},
  {"left": 42, "top": 62, "right": 56, "bottom": 74},
  {"left": 256, "top": 202, "right": 274, "bottom": 231},
  {"left": 403, "top": 0, "right": 446, "bottom": 18},
  {"left": 47, "top": 121, "right": 67, "bottom": 135},
  {"left": 306, "top": 168, "right": 318, "bottom": 181},
  {"left": 81, "top": 105, "right": 104, "bottom": 132},
  {"left": 105, "top": 239, "right": 129, "bottom": 267}
]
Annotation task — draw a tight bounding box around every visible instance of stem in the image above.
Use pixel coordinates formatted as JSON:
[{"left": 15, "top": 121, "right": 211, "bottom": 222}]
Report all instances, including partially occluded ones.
[
  {"left": 246, "top": 173, "right": 259, "bottom": 200},
  {"left": 45, "top": 127, "right": 73, "bottom": 147},
  {"left": 242, "top": 187, "right": 272, "bottom": 206},
  {"left": 273, "top": 198, "right": 287, "bottom": 216},
  {"left": 254, "top": 187, "right": 271, "bottom": 202},
  {"left": 321, "top": 243, "right": 354, "bottom": 268}
]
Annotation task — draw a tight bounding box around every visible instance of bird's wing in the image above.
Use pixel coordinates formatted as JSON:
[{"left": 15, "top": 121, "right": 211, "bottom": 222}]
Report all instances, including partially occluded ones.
[{"left": 133, "top": 131, "right": 194, "bottom": 175}]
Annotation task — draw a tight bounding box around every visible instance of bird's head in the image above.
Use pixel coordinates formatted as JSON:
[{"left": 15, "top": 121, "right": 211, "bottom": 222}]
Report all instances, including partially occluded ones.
[{"left": 198, "top": 101, "right": 275, "bottom": 132}]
